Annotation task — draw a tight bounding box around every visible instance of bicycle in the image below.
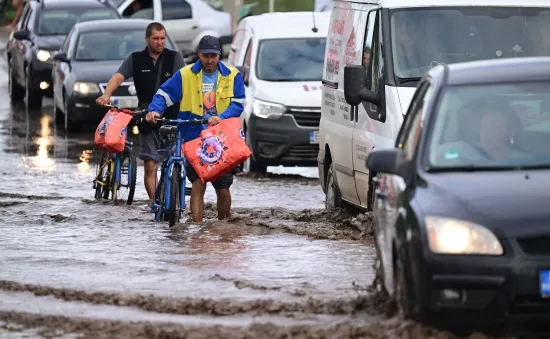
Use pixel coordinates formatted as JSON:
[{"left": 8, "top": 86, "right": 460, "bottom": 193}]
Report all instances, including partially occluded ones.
[
  {"left": 93, "top": 104, "right": 148, "bottom": 205},
  {"left": 150, "top": 117, "right": 208, "bottom": 226}
]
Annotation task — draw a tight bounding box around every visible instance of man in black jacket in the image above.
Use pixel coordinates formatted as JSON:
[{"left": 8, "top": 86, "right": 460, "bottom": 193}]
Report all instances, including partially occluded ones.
[{"left": 96, "top": 22, "right": 185, "bottom": 206}]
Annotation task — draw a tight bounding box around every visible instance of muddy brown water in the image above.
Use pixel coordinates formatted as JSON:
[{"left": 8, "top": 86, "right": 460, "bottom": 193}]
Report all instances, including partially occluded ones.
[{"left": 0, "top": 32, "right": 512, "bottom": 338}]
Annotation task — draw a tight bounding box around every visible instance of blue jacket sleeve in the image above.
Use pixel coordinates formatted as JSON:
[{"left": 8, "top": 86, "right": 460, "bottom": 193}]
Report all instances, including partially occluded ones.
[
  {"left": 148, "top": 70, "right": 183, "bottom": 115},
  {"left": 219, "top": 72, "right": 246, "bottom": 120}
]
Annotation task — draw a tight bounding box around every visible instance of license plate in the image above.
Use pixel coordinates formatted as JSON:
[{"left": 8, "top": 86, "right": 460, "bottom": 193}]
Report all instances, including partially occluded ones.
[
  {"left": 540, "top": 270, "right": 550, "bottom": 298},
  {"left": 112, "top": 97, "right": 138, "bottom": 109},
  {"left": 309, "top": 130, "right": 319, "bottom": 144}
]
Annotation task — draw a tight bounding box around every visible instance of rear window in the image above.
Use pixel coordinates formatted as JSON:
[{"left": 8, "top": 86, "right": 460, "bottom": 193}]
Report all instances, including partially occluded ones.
[
  {"left": 75, "top": 30, "right": 176, "bottom": 61},
  {"left": 38, "top": 9, "right": 120, "bottom": 36}
]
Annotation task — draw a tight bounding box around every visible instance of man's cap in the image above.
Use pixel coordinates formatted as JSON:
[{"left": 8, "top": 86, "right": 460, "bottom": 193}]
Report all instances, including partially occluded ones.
[{"left": 199, "top": 35, "right": 221, "bottom": 55}]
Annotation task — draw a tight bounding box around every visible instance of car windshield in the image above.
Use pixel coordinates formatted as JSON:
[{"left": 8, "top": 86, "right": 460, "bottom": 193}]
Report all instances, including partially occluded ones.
[
  {"left": 38, "top": 9, "right": 119, "bottom": 36},
  {"left": 256, "top": 38, "right": 326, "bottom": 81},
  {"left": 390, "top": 7, "right": 550, "bottom": 80},
  {"left": 75, "top": 30, "right": 175, "bottom": 61},
  {"left": 428, "top": 82, "right": 550, "bottom": 170}
]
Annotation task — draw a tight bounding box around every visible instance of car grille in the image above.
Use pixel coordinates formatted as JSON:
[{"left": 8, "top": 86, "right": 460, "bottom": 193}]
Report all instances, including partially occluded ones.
[
  {"left": 285, "top": 107, "right": 321, "bottom": 128},
  {"left": 99, "top": 82, "right": 133, "bottom": 96},
  {"left": 516, "top": 235, "right": 550, "bottom": 256},
  {"left": 281, "top": 144, "right": 319, "bottom": 161}
]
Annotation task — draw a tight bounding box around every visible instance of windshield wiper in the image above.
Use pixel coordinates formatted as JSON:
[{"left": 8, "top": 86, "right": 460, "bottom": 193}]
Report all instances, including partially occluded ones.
[
  {"left": 428, "top": 164, "right": 550, "bottom": 172},
  {"left": 427, "top": 165, "right": 517, "bottom": 173},
  {"left": 397, "top": 77, "right": 421, "bottom": 84}
]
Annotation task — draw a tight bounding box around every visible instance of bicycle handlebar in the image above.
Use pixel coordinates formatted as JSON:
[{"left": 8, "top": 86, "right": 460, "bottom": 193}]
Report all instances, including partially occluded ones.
[
  {"left": 98, "top": 103, "right": 148, "bottom": 119},
  {"left": 154, "top": 118, "right": 209, "bottom": 125}
]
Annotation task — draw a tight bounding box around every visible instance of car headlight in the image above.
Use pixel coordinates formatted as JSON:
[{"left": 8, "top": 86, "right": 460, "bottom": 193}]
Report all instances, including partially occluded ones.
[
  {"left": 425, "top": 217, "right": 503, "bottom": 255},
  {"left": 252, "top": 98, "right": 286, "bottom": 119},
  {"left": 73, "top": 82, "right": 100, "bottom": 95},
  {"left": 36, "top": 50, "right": 51, "bottom": 62}
]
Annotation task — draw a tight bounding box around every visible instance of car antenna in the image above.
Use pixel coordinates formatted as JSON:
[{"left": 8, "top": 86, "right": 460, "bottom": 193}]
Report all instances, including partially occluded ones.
[{"left": 311, "top": 11, "right": 318, "bottom": 33}]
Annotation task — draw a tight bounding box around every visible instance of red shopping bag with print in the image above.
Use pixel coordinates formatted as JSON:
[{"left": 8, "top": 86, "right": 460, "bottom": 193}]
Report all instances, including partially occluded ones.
[
  {"left": 94, "top": 108, "right": 134, "bottom": 153},
  {"left": 183, "top": 117, "right": 251, "bottom": 183}
]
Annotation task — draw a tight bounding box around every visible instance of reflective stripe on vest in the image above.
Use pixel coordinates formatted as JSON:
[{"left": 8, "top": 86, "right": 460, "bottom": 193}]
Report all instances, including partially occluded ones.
[{"left": 178, "top": 65, "right": 239, "bottom": 116}]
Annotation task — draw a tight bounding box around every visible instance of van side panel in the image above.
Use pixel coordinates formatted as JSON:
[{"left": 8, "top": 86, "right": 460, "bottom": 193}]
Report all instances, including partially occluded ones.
[{"left": 320, "top": 0, "right": 360, "bottom": 205}]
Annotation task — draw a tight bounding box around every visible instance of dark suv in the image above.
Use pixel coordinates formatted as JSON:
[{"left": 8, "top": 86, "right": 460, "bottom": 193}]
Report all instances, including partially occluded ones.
[{"left": 6, "top": 0, "right": 120, "bottom": 109}]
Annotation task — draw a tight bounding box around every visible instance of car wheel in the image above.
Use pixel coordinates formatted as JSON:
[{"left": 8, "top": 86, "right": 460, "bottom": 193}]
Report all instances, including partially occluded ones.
[
  {"left": 244, "top": 127, "right": 267, "bottom": 173},
  {"left": 9, "top": 63, "right": 25, "bottom": 101},
  {"left": 393, "top": 247, "right": 413, "bottom": 318},
  {"left": 63, "top": 95, "right": 72, "bottom": 131},
  {"left": 325, "top": 162, "right": 343, "bottom": 210},
  {"left": 25, "top": 67, "right": 42, "bottom": 110},
  {"left": 52, "top": 92, "right": 63, "bottom": 124}
]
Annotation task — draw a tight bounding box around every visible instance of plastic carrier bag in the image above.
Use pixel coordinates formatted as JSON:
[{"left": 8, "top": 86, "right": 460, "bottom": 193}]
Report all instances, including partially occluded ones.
[
  {"left": 94, "top": 108, "right": 134, "bottom": 153},
  {"left": 183, "top": 117, "right": 252, "bottom": 182}
]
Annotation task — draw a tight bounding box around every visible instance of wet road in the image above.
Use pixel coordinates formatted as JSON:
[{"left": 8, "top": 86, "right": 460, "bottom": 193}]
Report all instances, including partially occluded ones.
[{"left": 0, "top": 31, "right": 505, "bottom": 338}]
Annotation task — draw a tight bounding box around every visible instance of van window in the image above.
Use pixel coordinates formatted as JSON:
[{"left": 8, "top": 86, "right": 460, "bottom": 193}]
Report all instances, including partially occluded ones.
[
  {"left": 256, "top": 38, "right": 326, "bottom": 81},
  {"left": 390, "top": 7, "right": 550, "bottom": 81},
  {"left": 161, "top": 0, "right": 192, "bottom": 20},
  {"left": 244, "top": 39, "right": 252, "bottom": 68}
]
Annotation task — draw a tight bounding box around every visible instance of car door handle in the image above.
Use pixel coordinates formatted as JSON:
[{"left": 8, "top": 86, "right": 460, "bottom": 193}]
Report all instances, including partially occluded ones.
[{"left": 192, "top": 25, "right": 198, "bottom": 29}]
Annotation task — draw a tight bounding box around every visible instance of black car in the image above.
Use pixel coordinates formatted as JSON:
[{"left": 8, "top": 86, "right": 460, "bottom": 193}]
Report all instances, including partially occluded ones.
[
  {"left": 344, "top": 58, "right": 550, "bottom": 336},
  {"left": 51, "top": 18, "right": 178, "bottom": 130},
  {"left": 6, "top": 0, "right": 120, "bottom": 110}
]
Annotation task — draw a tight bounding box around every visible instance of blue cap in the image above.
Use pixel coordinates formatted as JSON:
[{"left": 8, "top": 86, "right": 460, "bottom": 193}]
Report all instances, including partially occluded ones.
[{"left": 198, "top": 35, "right": 221, "bottom": 55}]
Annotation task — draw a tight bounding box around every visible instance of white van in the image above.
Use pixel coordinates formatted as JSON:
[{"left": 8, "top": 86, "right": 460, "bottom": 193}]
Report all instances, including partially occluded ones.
[
  {"left": 228, "top": 12, "right": 331, "bottom": 173},
  {"left": 318, "top": 0, "right": 550, "bottom": 210},
  {"left": 115, "top": 0, "right": 233, "bottom": 52}
]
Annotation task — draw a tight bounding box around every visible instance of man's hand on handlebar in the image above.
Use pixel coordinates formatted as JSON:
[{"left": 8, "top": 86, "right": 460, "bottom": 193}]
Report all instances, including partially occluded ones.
[
  {"left": 208, "top": 116, "right": 222, "bottom": 126},
  {"left": 146, "top": 111, "right": 161, "bottom": 123},
  {"left": 96, "top": 95, "right": 111, "bottom": 107}
]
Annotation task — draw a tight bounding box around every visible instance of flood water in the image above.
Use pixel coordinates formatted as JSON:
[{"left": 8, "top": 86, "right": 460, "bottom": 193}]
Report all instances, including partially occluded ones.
[{"left": 0, "top": 28, "right": 508, "bottom": 339}]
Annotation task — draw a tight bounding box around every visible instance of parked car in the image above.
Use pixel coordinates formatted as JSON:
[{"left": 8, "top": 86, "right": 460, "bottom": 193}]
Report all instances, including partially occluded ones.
[
  {"left": 51, "top": 18, "right": 178, "bottom": 130},
  {"left": 115, "top": 0, "right": 232, "bottom": 56},
  {"left": 6, "top": 0, "right": 121, "bottom": 110},
  {"left": 366, "top": 56, "right": 550, "bottom": 335},
  {"left": 318, "top": 0, "right": 550, "bottom": 211},
  {"left": 228, "top": 11, "right": 330, "bottom": 173}
]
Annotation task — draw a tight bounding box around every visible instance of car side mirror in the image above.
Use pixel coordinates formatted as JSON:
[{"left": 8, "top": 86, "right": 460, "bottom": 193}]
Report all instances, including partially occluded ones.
[
  {"left": 236, "top": 66, "right": 249, "bottom": 86},
  {"left": 13, "top": 30, "right": 29, "bottom": 40},
  {"left": 344, "top": 65, "right": 385, "bottom": 121},
  {"left": 366, "top": 148, "right": 410, "bottom": 180},
  {"left": 52, "top": 52, "right": 69, "bottom": 63}
]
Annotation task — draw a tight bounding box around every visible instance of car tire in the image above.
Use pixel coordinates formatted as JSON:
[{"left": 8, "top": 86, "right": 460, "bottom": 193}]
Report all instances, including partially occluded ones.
[
  {"left": 9, "top": 63, "right": 25, "bottom": 102},
  {"left": 325, "top": 162, "right": 343, "bottom": 210},
  {"left": 52, "top": 92, "right": 64, "bottom": 124},
  {"left": 63, "top": 95, "right": 73, "bottom": 132},
  {"left": 244, "top": 127, "right": 267, "bottom": 173},
  {"left": 25, "top": 67, "right": 42, "bottom": 110},
  {"left": 393, "top": 247, "right": 414, "bottom": 319}
]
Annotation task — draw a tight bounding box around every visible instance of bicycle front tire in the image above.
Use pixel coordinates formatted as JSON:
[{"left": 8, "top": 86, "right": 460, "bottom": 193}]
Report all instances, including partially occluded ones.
[
  {"left": 95, "top": 151, "right": 113, "bottom": 200},
  {"left": 169, "top": 165, "right": 182, "bottom": 227}
]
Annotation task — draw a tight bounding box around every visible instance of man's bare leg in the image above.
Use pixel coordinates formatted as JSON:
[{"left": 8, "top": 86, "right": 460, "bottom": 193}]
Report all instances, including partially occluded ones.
[
  {"left": 215, "top": 188, "right": 231, "bottom": 220},
  {"left": 191, "top": 179, "right": 207, "bottom": 222},
  {"left": 144, "top": 159, "right": 157, "bottom": 200}
]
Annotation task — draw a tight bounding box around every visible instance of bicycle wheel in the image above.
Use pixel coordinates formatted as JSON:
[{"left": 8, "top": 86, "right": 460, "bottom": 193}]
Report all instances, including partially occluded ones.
[
  {"left": 94, "top": 151, "right": 113, "bottom": 200},
  {"left": 154, "top": 160, "right": 169, "bottom": 221},
  {"left": 168, "top": 165, "right": 182, "bottom": 227},
  {"left": 112, "top": 150, "right": 137, "bottom": 205}
]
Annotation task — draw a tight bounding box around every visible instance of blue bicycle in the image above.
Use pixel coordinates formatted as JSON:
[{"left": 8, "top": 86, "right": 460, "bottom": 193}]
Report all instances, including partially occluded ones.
[{"left": 151, "top": 117, "right": 208, "bottom": 226}]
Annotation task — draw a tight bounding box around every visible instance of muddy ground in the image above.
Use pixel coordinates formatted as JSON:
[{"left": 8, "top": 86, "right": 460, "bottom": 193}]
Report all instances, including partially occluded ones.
[{"left": 0, "top": 26, "right": 522, "bottom": 339}]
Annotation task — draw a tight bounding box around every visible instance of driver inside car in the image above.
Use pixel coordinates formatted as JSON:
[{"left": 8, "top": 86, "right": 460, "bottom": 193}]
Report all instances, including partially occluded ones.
[{"left": 437, "top": 101, "right": 531, "bottom": 163}]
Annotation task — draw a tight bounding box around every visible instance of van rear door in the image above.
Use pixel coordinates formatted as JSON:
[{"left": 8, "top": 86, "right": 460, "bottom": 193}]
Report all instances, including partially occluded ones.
[{"left": 320, "top": 2, "right": 360, "bottom": 205}]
